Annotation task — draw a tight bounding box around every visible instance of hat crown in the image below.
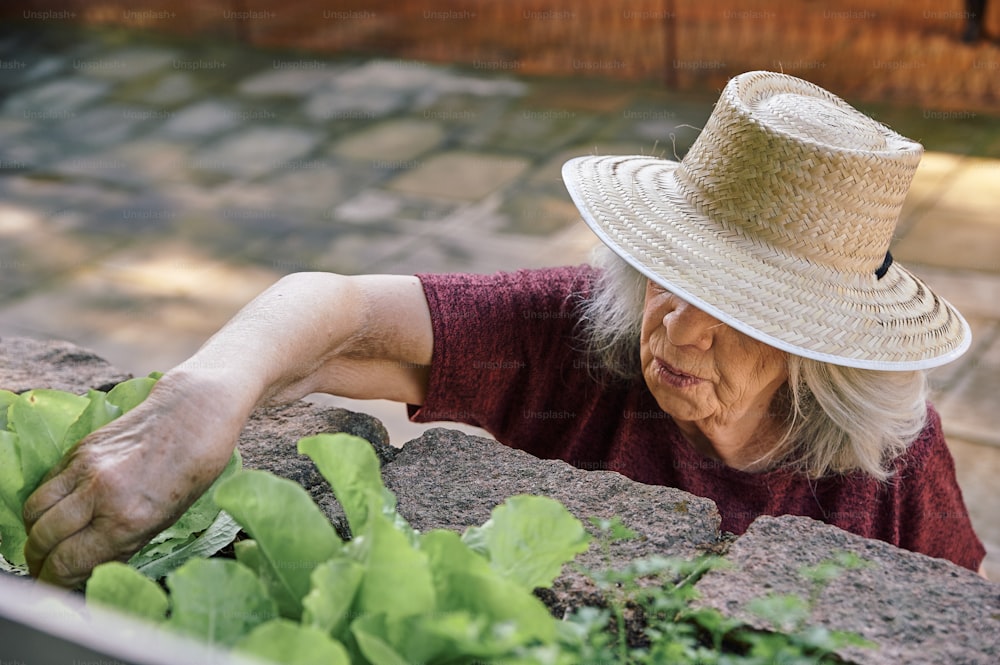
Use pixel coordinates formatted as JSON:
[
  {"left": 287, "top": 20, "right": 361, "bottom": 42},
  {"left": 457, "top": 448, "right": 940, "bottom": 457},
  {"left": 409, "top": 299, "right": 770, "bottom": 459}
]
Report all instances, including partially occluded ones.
[{"left": 675, "top": 71, "right": 922, "bottom": 278}]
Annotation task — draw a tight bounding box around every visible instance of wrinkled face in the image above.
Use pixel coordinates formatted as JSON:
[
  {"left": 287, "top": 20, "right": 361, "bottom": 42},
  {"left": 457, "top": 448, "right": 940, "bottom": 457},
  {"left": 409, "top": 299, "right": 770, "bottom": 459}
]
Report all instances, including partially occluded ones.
[{"left": 640, "top": 280, "right": 789, "bottom": 439}]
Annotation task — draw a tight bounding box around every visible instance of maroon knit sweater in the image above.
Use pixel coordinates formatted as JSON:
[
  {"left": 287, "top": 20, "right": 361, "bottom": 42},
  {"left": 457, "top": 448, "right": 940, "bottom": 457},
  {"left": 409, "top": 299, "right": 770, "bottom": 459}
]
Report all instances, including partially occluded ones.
[{"left": 409, "top": 266, "right": 986, "bottom": 572}]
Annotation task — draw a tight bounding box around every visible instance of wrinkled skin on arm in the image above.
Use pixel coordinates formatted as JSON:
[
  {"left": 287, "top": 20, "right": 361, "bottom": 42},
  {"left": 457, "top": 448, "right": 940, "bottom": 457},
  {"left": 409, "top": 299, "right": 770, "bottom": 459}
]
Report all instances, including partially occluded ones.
[{"left": 23, "top": 272, "right": 433, "bottom": 587}]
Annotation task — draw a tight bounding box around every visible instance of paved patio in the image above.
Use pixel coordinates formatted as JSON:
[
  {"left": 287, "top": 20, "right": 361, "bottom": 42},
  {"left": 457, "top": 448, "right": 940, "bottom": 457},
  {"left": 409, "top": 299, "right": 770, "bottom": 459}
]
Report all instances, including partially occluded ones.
[{"left": 1, "top": 24, "right": 998, "bottom": 578}]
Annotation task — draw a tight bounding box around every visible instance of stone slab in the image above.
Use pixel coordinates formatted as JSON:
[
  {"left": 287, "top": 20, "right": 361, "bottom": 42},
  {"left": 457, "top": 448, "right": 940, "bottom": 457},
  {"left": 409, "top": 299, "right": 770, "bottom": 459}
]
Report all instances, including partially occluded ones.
[
  {"left": 53, "top": 105, "right": 150, "bottom": 147},
  {"left": 388, "top": 151, "right": 530, "bottom": 201},
  {"left": 927, "top": 315, "right": 995, "bottom": 391},
  {"left": 694, "top": 515, "right": 1000, "bottom": 665},
  {"left": 892, "top": 212, "right": 1000, "bottom": 274},
  {"left": 191, "top": 126, "right": 320, "bottom": 179},
  {"left": 500, "top": 190, "right": 583, "bottom": 235},
  {"left": 3, "top": 78, "right": 111, "bottom": 116},
  {"left": 331, "top": 119, "right": 445, "bottom": 163},
  {"left": 141, "top": 72, "right": 197, "bottom": 106},
  {"left": 930, "top": 157, "right": 1000, "bottom": 221},
  {"left": 160, "top": 100, "right": 241, "bottom": 138},
  {"left": 948, "top": 436, "right": 1000, "bottom": 581},
  {"left": 936, "top": 324, "right": 1000, "bottom": 447},
  {"left": 463, "top": 104, "right": 598, "bottom": 156},
  {"left": 896, "top": 151, "right": 965, "bottom": 234},
  {"left": 304, "top": 87, "right": 404, "bottom": 122},
  {"left": 381, "top": 427, "right": 722, "bottom": 613},
  {"left": 0, "top": 336, "right": 132, "bottom": 394},
  {"left": 0, "top": 244, "right": 281, "bottom": 376},
  {"left": 247, "top": 164, "right": 380, "bottom": 215},
  {"left": 238, "top": 66, "right": 341, "bottom": 97},
  {"left": 333, "top": 60, "right": 525, "bottom": 99}
]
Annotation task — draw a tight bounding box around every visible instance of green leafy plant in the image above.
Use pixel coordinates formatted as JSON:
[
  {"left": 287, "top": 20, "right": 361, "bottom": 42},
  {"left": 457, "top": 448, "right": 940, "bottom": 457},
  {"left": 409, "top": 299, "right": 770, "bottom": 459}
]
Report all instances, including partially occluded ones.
[
  {"left": 737, "top": 550, "right": 876, "bottom": 662},
  {"left": 545, "top": 519, "right": 876, "bottom": 665},
  {"left": 5, "top": 387, "right": 877, "bottom": 665},
  {"left": 0, "top": 375, "right": 241, "bottom": 577},
  {"left": 85, "top": 433, "right": 592, "bottom": 665}
]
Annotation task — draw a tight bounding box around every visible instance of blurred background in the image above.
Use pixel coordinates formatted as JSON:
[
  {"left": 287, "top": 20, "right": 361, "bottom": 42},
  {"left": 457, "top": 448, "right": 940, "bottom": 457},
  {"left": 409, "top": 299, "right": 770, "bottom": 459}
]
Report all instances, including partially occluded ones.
[{"left": 0, "top": 1, "right": 998, "bottom": 576}]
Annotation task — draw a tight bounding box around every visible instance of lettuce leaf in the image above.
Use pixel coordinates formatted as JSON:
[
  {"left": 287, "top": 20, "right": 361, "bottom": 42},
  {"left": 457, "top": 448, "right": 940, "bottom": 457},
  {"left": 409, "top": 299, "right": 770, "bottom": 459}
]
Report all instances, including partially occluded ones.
[
  {"left": 297, "top": 433, "right": 416, "bottom": 543},
  {"left": 301, "top": 558, "right": 365, "bottom": 638},
  {"left": 213, "top": 470, "right": 343, "bottom": 620},
  {"left": 298, "top": 434, "right": 435, "bottom": 619},
  {"left": 462, "top": 494, "right": 591, "bottom": 591},
  {"left": 8, "top": 389, "right": 90, "bottom": 506},
  {"left": 166, "top": 558, "right": 278, "bottom": 647},
  {"left": 236, "top": 619, "right": 351, "bottom": 665},
  {"left": 86, "top": 561, "right": 169, "bottom": 623}
]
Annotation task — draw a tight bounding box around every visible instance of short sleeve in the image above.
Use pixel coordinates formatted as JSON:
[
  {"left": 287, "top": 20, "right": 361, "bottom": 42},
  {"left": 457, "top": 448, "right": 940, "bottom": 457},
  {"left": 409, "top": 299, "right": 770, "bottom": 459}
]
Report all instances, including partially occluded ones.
[{"left": 408, "top": 266, "right": 599, "bottom": 454}]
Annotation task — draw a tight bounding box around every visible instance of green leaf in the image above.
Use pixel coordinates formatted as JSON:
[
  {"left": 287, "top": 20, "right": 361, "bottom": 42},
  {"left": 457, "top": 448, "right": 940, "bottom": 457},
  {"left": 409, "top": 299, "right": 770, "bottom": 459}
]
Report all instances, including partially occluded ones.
[
  {"left": 0, "top": 429, "right": 24, "bottom": 522},
  {"left": 131, "top": 511, "right": 242, "bottom": 581},
  {"left": 351, "top": 612, "right": 468, "bottom": 665},
  {"left": 794, "top": 624, "right": 877, "bottom": 653},
  {"left": 588, "top": 515, "right": 638, "bottom": 542},
  {"left": 0, "top": 501, "right": 25, "bottom": 568},
  {"left": 297, "top": 433, "right": 412, "bottom": 541},
  {"left": 799, "top": 561, "right": 844, "bottom": 586},
  {"left": 236, "top": 619, "right": 351, "bottom": 665},
  {"left": 214, "top": 470, "right": 342, "bottom": 619},
  {"left": 302, "top": 558, "right": 365, "bottom": 637},
  {"left": 105, "top": 376, "right": 158, "bottom": 414},
  {"left": 86, "top": 562, "right": 168, "bottom": 623},
  {"left": 8, "top": 389, "right": 89, "bottom": 504},
  {"left": 462, "top": 495, "right": 590, "bottom": 590},
  {"left": 746, "top": 593, "right": 811, "bottom": 633},
  {"left": 830, "top": 549, "right": 873, "bottom": 571},
  {"left": 0, "top": 397, "right": 18, "bottom": 560},
  {"left": 351, "top": 614, "right": 412, "bottom": 665},
  {"left": 59, "top": 390, "right": 121, "bottom": 452},
  {"left": 422, "top": 529, "right": 555, "bottom": 644},
  {"left": 346, "top": 512, "right": 436, "bottom": 619},
  {"left": 166, "top": 558, "right": 277, "bottom": 648},
  {"left": 0, "top": 389, "right": 17, "bottom": 429},
  {"left": 234, "top": 538, "right": 264, "bottom": 576}
]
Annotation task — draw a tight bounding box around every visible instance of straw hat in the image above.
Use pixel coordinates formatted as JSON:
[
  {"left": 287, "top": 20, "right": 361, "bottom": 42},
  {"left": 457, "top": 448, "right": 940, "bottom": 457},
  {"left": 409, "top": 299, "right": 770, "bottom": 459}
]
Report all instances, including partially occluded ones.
[{"left": 562, "top": 70, "right": 970, "bottom": 370}]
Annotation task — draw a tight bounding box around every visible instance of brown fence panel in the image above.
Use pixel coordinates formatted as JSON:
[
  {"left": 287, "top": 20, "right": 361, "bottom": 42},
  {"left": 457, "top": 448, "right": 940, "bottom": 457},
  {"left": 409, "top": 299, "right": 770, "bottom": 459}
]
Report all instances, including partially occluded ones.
[{"left": 4, "top": 0, "right": 998, "bottom": 112}]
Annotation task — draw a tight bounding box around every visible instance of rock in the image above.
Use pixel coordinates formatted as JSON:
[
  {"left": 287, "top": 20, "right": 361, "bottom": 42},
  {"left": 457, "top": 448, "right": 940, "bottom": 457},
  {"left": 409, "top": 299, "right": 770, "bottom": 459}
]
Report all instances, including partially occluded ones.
[
  {"left": 381, "top": 427, "right": 723, "bottom": 614},
  {"left": 0, "top": 336, "right": 132, "bottom": 393},
  {"left": 236, "top": 401, "right": 393, "bottom": 539},
  {"left": 693, "top": 515, "right": 1000, "bottom": 665},
  {"left": 5, "top": 336, "right": 998, "bottom": 662}
]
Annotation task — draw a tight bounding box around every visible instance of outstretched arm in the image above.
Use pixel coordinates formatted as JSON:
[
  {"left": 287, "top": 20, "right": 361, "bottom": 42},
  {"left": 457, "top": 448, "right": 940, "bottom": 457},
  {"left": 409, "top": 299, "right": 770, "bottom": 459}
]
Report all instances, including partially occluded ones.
[{"left": 23, "top": 272, "right": 433, "bottom": 587}]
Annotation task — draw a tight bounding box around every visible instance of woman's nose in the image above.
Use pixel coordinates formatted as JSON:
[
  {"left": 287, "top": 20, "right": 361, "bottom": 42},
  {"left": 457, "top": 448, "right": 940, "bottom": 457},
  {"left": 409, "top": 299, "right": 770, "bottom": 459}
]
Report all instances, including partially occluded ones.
[{"left": 663, "top": 300, "right": 722, "bottom": 350}]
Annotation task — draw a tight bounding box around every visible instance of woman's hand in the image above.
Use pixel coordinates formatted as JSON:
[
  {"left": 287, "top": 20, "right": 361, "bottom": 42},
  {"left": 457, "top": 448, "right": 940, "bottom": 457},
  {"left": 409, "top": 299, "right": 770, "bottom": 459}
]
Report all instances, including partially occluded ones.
[
  {"left": 20, "top": 272, "right": 433, "bottom": 588},
  {"left": 22, "top": 369, "right": 252, "bottom": 588}
]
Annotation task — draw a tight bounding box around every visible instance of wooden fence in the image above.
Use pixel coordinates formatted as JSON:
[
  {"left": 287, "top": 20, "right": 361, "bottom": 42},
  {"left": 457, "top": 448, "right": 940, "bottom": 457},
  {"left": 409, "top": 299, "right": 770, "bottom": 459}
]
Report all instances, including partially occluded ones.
[{"left": 6, "top": 0, "right": 999, "bottom": 112}]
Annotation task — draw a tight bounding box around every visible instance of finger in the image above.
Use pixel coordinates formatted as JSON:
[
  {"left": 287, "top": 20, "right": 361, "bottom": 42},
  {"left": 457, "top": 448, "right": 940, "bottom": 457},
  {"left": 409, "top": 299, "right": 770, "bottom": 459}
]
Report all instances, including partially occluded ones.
[
  {"left": 36, "top": 526, "right": 110, "bottom": 589},
  {"left": 23, "top": 469, "right": 78, "bottom": 533},
  {"left": 24, "top": 492, "right": 93, "bottom": 580},
  {"left": 37, "top": 513, "right": 146, "bottom": 589}
]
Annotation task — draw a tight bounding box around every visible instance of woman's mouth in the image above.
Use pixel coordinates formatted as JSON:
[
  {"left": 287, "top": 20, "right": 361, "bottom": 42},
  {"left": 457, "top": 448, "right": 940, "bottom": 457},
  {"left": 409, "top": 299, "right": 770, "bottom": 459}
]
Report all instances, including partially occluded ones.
[{"left": 654, "top": 359, "right": 705, "bottom": 388}]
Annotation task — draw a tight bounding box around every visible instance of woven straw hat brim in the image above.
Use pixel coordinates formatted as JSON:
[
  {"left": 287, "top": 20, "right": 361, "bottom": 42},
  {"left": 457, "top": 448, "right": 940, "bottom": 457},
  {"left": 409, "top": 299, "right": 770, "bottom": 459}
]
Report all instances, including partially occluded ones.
[{"left": 562, "top": 154, "right": 971, "bottom": 370}]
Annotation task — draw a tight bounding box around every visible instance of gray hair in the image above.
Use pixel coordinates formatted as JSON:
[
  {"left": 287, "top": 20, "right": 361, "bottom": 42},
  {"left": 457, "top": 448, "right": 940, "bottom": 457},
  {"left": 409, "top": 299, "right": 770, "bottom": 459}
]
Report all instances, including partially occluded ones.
[{"left": 577, "top": 246, "right": 929, "bottom": 481}]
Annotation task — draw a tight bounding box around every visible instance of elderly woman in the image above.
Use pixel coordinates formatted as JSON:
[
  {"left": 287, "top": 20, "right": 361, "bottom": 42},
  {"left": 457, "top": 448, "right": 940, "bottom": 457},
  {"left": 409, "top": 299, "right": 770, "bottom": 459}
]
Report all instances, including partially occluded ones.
[{"left": 24, "top": 72, "right": 986, "bottom": 586}]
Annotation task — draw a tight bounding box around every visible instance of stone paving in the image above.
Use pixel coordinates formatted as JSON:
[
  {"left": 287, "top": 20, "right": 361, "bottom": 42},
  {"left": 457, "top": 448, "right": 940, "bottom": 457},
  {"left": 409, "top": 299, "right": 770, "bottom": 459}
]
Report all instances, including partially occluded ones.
[{"left": 0, "top": 24, "right": 998, "bottom": 578}]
